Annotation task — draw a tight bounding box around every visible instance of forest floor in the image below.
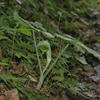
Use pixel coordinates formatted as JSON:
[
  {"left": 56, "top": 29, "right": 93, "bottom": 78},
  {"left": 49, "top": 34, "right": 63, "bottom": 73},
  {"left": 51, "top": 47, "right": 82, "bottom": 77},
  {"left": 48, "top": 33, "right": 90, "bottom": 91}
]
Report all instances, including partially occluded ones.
[
  {"left": 0, "top": 11, "right": 100, "bottom": 100},
  {"left": 0, "top": 1, "right": 100, "bottom": 100}
]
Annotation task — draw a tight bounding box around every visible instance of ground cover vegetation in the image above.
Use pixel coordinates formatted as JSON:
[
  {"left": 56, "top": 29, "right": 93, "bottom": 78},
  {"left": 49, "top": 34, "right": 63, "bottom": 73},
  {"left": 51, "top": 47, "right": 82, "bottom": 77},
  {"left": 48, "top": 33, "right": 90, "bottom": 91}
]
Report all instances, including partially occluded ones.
[{"left": 0, "top": 0, "right": 100, "bottom": 100}]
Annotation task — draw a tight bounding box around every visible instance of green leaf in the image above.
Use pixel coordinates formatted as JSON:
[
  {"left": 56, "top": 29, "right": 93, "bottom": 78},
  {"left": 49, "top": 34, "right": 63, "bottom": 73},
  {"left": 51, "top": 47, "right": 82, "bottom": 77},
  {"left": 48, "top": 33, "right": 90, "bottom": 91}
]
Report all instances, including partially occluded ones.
[
  {"left": 14, "top": 11, "right": 54, "bottom": 39},
  {"left": 16, "top": 0, "right": 21, "bottom": 4},
  {"left": 76, "top": 56, "right": 87, "bottom": 64},
  {"left": 14, "top": 51, "right": 31, "bottom": 63},
  {"left": 0, "top": 58, "right": 9, "bottom": 66},
  {"left": 28, "top": 75, "right": 37, "bottom": 82},
  {"left": 14, "top": 51, "right": 26, "bottom": 58},
  {"left": 43, "top": 31, "right": 54, "bottom": 39},
  {"left": 13, "top": 11, "right": 31, "bottom": 27},
  {"left": 38, "top": 41, "right": 51, "bottom": 73},
  {"left": 0, "top": 62, "right": 9, "bottom": 66},
  {"left": 56, "top": 34, "right": 100, "bottom": 60},
  {"left": 0, "top": 36, "right": 8, "bottom": 40},
  {"left": 32, "top": 22, "right": 54, "bottom": 38},
  {"left": 77, "top": 42, "right": 100, "bottom": 60},
  {"left": 0, "top": 2, "right": 5, "bottom": 7},
  {"left": 18, "top": 26, "right": 32, "bottom": 36},
  {"left": 32, "top": 22, "right": 46, "bottom": 31},
  {"left": 52, "top": 69, "right": 64, "bottom": 81}
]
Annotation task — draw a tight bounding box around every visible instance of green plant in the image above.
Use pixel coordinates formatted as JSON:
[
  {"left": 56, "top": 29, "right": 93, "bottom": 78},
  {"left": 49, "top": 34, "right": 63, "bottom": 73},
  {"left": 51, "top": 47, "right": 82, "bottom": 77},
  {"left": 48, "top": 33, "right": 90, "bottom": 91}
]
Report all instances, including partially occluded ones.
[{"left": 0, "top": 0, "right": 100, "bottom": 99}]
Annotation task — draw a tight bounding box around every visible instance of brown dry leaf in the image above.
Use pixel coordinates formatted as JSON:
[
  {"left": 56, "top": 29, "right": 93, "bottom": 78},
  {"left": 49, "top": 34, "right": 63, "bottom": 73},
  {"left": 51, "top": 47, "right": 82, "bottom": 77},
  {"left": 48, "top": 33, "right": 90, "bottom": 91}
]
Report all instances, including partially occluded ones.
[
  {"left": 83, "top": 65, "right": 95, "bottom": 73},
  {"left": 0, "top": 96, "right": 5, "bottom": 100},
  {"left": 61, "top": 91, "right": 70, "bottom": 100},
  {"left": 0, "top": 85, "right": 6, "bottom": 94},
  {"left": 71, "top": 67, "right": 82, "bottom": 74},
  {"left": 0, "top": 85, "right": 5, "bottom": 92},
  {"left": 5, "top": 89, "right": 20, "bottom": 100},
  {"left": 74, "top": 21, "right": 86, "bottom": 28},
  {"left": 84, "top": 91, "right": 95, "bottom": 98},
  {"left": 92, "top": 11, "right": 100, "bottom": 19},
  {"left": 86, "top": 30, "right": 96, "bottom": 36},
  {"left": 90, "top": 76, "right": 100, "bottom": 83}
]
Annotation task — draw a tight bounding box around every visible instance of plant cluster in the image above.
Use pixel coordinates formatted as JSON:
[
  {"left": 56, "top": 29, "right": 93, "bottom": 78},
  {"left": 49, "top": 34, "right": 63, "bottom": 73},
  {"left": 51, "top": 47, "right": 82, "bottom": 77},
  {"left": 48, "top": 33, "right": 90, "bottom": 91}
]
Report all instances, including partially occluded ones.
[{"left": 0, "top": 0, "right": 100, "bottom": 99}]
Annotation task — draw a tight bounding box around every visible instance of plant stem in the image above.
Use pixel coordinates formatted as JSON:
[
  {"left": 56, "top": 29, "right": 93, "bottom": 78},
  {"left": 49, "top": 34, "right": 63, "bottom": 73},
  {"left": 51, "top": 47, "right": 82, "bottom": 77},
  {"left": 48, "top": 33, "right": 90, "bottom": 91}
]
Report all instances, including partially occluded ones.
[
  {"left": 32, "top": 32, "right": 42, "bottom": 75},
  {"left": 44, "top": 44, "right": 69, "bottom": 79},
  {"left": 36, "top": 44, "right": 69, "bottom": 90},
  {"left": 36, "top": 73, "right": 44, "bottom": 90}
]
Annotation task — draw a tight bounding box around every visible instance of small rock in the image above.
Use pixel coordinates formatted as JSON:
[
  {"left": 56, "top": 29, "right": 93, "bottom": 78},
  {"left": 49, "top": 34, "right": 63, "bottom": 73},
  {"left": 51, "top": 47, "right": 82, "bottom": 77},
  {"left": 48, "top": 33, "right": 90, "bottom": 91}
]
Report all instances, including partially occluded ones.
[
  {"left": 90, "top": 76, "right": 100, "bottom": 83},
  {"left": 91, "top": 11, "right": 100, "bottom": 19},
  {"left": 94, "top": 64, "right": 100, "bottom": 76},
  {"left": 0, "top": 96, "right": 5, "bottom": 100},
  {"left": 95, "top": 43, "right": 100, "bottom": 48},
  {"left": 95, "top": 32, "right": 100, "bottom": 36},
  {"left": 5, "top": 89, "right": 20, "bottom": 100}
]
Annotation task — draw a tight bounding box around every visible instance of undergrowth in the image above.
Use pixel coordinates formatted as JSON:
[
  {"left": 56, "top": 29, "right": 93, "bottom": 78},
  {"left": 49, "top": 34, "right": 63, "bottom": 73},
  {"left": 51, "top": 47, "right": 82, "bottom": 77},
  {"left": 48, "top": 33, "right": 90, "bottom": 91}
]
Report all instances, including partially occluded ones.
[{"left": 0, "top": 0, "right": 100, "bottom": 99}]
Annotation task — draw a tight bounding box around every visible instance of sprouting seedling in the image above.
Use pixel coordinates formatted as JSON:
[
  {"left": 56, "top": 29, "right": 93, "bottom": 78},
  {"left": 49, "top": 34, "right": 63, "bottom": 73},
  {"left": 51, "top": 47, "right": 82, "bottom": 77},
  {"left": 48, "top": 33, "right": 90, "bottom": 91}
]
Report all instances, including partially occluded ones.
[
  {"left": 14, "top": 11, "right": 100, "bottom": 90},
  {"left": 33, "top": 31, "right": 69, "bottom": 89}
]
